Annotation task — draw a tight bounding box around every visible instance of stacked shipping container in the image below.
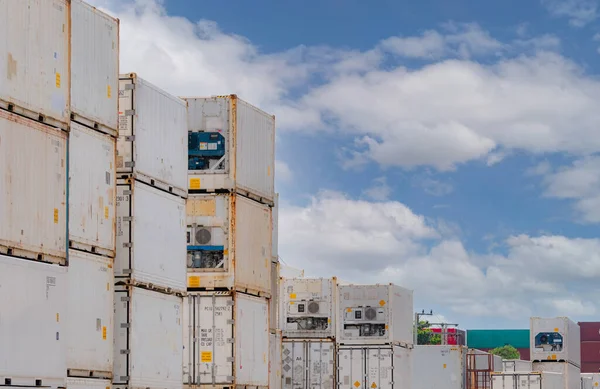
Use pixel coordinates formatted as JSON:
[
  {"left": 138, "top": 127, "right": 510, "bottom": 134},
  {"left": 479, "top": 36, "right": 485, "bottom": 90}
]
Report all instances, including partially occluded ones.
[{"left": 579, "top": 322, "right": 600, "bottom": 373}]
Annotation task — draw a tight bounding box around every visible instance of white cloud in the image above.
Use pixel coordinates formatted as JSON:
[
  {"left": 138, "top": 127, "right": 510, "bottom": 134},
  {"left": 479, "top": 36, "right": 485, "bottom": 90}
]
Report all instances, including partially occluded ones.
[
  {"left": 413, "top": 177, "right": 454, "bottom": 197},
  {"left": 275, "top": 160, "right": 292, "bottom": 183},
  {"left": 363, "top": 177, "right": 392, "bottom": 201},
  {"left": 541, "top": 0, "right": 599, "bottom": 27}
]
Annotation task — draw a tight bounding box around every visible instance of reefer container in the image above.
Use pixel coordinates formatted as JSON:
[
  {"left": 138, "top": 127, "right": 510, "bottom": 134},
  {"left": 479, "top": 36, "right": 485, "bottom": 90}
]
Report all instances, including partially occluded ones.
[
  {"left": 183, "top": 292, "right": 270, "bottom": 388},
  {"left": 66, "top": 250, "right": 113, "bottom": 378},
  {"left": 530, "top": 317, "right": 580, "bottom": 366},
  {"left": 270, "top": 331, "right": 282, "bottom": 389},
  {"left": 67, "top": 377, "right": 111, "bottom": 389},
  {"left": 116, "top": 178, "right": 186, "bottom": 293},
  {"left": 413, "top": 346, "right": 467, "bottom": 389},
  {"left": 273, "top": 193, "right": 279, "bottom": 262},
  {"left": 337, "top": 346, "right": 412, "bottom": 389},
  {"left": 580, "top": 322, "right": 600, "bottom": 342},
  {"left": 491, "top": 372, "right": 565, "bottom": 389},
  {"left": 69, "top": 122, "right": 116, "bottom": 257},
  {"left": 502, "top": 360, "right": 532, "bottom": 372},
  {"left": 581, "top": 374, "right": 600, "bottom": 389},
  {"left": 186, "top": 193, "right": 272, "bottom": 296},
  {"left": 0, "top": 0, "right": 70, "bottom": 129},
  {"left": 531, "top": 362, "right": 580, "bottom": 389},
  {"left": 70, "top": 0, "right": 119, "bottom": 135},
  {"left": 281, "top": 277, "right": 337, "bottom": 339},
  {"left": 118, "top": 74, "right": 188, "bottom": 197},
  {"left": 0, "top": 110, "right": 67, "bottom": 264},
  {"left": 0, "top": 255, "right": 66, "bottom": 387},
  {"left": 582, "top": 342, "right": 600, "bottom": 363},
  {"left": 271, "top": 261, "right": 280, "bottom": 331},
  {"left": 113, "top": 285, "right": 183, "bottom": 389},
  {"left": 185, "top": 95, "right": 276, "bottom": 204},
  {"left": 282, "top": 339, "right": 335, "bottom": 389},
  {"left": 337, "top": 284, "right": 413, "bottom": 346}
]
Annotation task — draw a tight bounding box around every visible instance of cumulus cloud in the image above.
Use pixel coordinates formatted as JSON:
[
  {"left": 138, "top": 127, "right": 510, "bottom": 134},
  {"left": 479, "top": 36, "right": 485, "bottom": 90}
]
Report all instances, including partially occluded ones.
[
  {"left": 275, "top": 160, "right": 292, "bottom": 183},
  {"left": 541, "top": 0, "right": 599, "bottom": 27}
]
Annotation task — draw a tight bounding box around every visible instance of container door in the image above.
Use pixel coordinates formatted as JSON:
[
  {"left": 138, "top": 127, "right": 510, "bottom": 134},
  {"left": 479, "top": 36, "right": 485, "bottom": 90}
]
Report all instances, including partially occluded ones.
[
  {"left": 115, "top": 182, "right": 132, "bottom": 278},
  {"left": 282, "top": 341, "right": 306, "bottom": 389},
  {"left": 391, "top": 346, "right": 411, "bottom": 389},
  {"left": 113, "top": 287, "right": 130, "bottom": 384},
  {"left": 338, "top": 348, "right": 366, "bottom": 389},
  {"left": 117, "top": 78, "right": 134, "bottom": 174},
  {"left": 183, "top": 296, "right": 193, "bottom": 384},
  {"left": 525, "top": 374, "right": 542, "bottom": 389},
  {"left": 235, "top": 293, "right": 270, "bottom": 386},
  {"left": 308, "top": 342, "right": 335, "bottom": 389},
  {"left": 366, "top": 348, "right": 393, "bottom": 389}
]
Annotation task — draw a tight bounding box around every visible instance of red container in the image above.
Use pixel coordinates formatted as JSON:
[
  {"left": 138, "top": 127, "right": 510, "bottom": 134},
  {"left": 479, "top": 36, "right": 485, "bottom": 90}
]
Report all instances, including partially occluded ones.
[
  {"left": 582, "top": 362, "right": 600, "bottom": 373},
  {"left": 431, "top": 327, "right": 466, "bottom": 345},
  {"left": 580, "top": 322, "right": 600, "bottom": 342},
  {"left": 516, "top": 347, "right": 530, "bottom": 361},
  {"left": 582, "top": 341, "right": 600, "bottom": 362}
]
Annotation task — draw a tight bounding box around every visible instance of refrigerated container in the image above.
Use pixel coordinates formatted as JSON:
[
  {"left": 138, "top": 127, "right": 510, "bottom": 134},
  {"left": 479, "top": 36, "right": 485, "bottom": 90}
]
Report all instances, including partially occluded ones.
[
  {"left": 70, "top": 0, "right": 119, "bottom": 135},
  {"left": 185, "top": 95, "right": 275, "bottom": 204},
  {"left": 118, "top": 74, "right": 188, "bottom": 196},
  {"left": 183, "top": 292, "right": 269, "bottom": 388},
  {"left": 0, "top": 0, "right": 70, "bottom": 129},
  {"left": 337, "top": 284, "right": 413, "bottom": 346},
  {"left": 113, "top": 285, "right": 183, "bottom": 389},
  {"left": 281, "top": 278, "right": 336, "bottom": 339},
  {"left": 502, "top": 359, "right": 532, "bottom": 372},
  {"left": 337, "top": 346, "right": 412, "bottom": 389},
  {"left": 69, "top": 122, "right": 116, "bottom": 257},
  {"left": 491, "top": 372, "right": 564, "bottom": 389},
  {"left": 271, "top": 261, "right": 280, "bottom": 331},
  {"left": 282, "top": 339, "right": 336, "bottom": 389},
  {"left": 116, "top": 178, "right": 186, "bottom": 293},
  {"left": 413, "top": 346, "right": 467, "bottom": 389},
  {"left": 530, "top": 317, "right": 580, "bottom": 366},
  {"left": 273, "top": 193, "right": 279, "bottom": 262},
  {"left": 66, "top": 377, "right": 111, "bottom": 389},
  {"left": 581, "top": 373, "right": 600, "bottom": 389},
  {"left": 270, "top": 331, "right": 282, "bottom": 389},
  {"left": 531, "top": 362, "right": 580, "bottom": 389},
  {"left": 186, "top": 193, "right": 272, "bottom": 296},
  {"left": 66, "top": 250, "right": 113, "bottom": 377},
  {"left": 0, "top": 255, "right": 66, "bottom": 388},
  {"left": 0, "top": 110, "right": 67, "bottom": 264}
]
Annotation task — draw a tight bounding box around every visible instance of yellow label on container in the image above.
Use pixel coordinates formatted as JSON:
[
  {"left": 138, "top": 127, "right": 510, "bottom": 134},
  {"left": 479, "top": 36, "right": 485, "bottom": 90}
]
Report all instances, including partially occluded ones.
[
  {"left": 104, "top": 206, "right": 109, "bottom": 219},
  {"left": 107, "top": 282, "right": 110, "bottom": 291},
  {"left": 102, "top": 326, "right": 107, "bottom": 340},
  {"left": 354, "top": 382, "right": 360, "bottom": 388},
  {"left": 267, "top": 166, "right": 271, "bottom": 177},
  {"left": 107, "top": 85, "right": 112, "bottom": 98},
  {"left": 290, "top": 293, "right": 297, "bottom": 299},
  {"left": 554, "top": 328, "right": 559, "bottom": 332},
  {"left": 188, "top": 276, "right": 200, "bottom": 288},
  {"left": 54, "top": 208, "right": 59, "bottom": 224},
  {"left": 371, "top": 383, "right": 377, "bottom": 389},
  {"left": 56, "top": 313, "right": 60, "bottom": 322},
  {"left": 56, "top": 73, "right": 61, "bottom": 88},
  {"left": 201, "top": 351, "right": 212, "bottom": 362},
  {"left": 347, "top": 308, "right": 352, "bottom": 312},
  {"left": 189, "top": 178, "right": 201, "bottom": 190},
  {"left": 223, "top": 249, "right": 228, "bottom": 256},
  {"left": 379, "top": 300, "right": 386, "bottom": 306},
  {"left": 443, "top": 364, "right": 447, "bottom": 369}
]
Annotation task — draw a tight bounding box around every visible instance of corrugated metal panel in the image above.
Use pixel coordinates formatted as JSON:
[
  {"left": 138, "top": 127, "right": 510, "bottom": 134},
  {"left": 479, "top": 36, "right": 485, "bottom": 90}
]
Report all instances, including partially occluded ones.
[
  {"left": 70, "top": 0, "right": 119, "bottom": 134},
  {"left": 580, "top": 322, "right": 600, "bottom": 342},
  {"left": 118, "top": 74, "right": 188, "bottom": 195},
  {"left": 116, "top": 179, "right": 186, "bottom": 292},
  {"left": 270, "top": 331, "right": 282, "bottom": 389},
  {"left": 113, "top": 285, "right": 182, "bottom": 389},
  {"left": 413, "top": 346, "right": 466, "bottom": 389},
  {"left": 582, "top": 342, "right": 600, "bottom": 363},
  {"left": 338, "top": 346, "right": 409, "bottom": 389},
  {"left": 582, "top": 362, "right": 600, "bottom": 374},
  {"left": 68, "top": 122, "right": 116, "bottom": 257},
  {"left": 0, "top": 255, "right": 66, "bottom": 388},
  {"left": 0, "top": 110, "right": 67, "bottom": 264},
  {"left": 282, "top": 339, "right": 336, "bottom": 389},
  {"left": 466, "top": 330, "right": 530, "bottom": 349},
  {"left": 67, "top": 250, "right": 113, "bottom": 376},
  {"left": 0, "top": 0, "right": 70, "bottom": 128},
  {"left": 236, "top": 293, "right": 270, "bottom": 386}
]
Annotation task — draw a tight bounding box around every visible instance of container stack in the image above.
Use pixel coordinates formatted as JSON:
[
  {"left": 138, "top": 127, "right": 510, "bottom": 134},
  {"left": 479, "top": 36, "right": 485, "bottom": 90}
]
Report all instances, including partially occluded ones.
[
  {"left": 270, "top": 193, "right": 283, "bottom": 389},
  {"left": 113, "top": 74, "right": 188, "bottom": 389},
  {"left": 336, "top": 284, "right": 414, "bottom": 389},
  {"left": 579, "top": 322, "right": 600, "bottom": 373},
  {"left": 181, "top": 95, "right": 276, "bottom": 389},
  {"left": 280, "top": 277, "right": 338, "bottom": 389}
]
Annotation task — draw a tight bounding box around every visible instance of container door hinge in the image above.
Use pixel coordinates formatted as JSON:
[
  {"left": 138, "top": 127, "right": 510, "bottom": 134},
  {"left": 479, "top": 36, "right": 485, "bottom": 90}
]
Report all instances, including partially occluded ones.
[
  {"left": 124, "top": 84, "right": 135, "bottom": 90},
  {"left": 120, "top": 323, "right": 131, "bottom": 328},
  {"left": 124, "top": 135, "right": 135, "bottom": 142},
  {"left": 226, "top": 338, "right": 234, "bottom": 344},
  {"left": 227, "top": 319, "right": 234, "bottom": 325},
  {"left": 120, "top": 296, "right": 130, "bottom": 302},
  {"left": 226, "top": 300, "right": 235, "bottom": 306},
  {"left": 124, "top": 110, "right": 135, "bottom": 116},
  {"left": 122, "top": 268, "right": 132, "bottom": 275},
  {"left": 120, "top": 349, "right": 130, "bottom": 354},
  {"left": 124, "top": 161, "right": 135, "bottom": 168},
  {"left": 122, "top": 216, "right": 133, "bottom": 222},
  {"left": 123, "top": 190, "right": 132, "bottom": 196},
  {"left": 123, "top": 242, "right": 133, "bottom": 248},
  {"left": 226, "top": 357, "right": 235, "bottom": 362},
  {"left": 119, "top": 376, "right": 130, "bottom": 381}
]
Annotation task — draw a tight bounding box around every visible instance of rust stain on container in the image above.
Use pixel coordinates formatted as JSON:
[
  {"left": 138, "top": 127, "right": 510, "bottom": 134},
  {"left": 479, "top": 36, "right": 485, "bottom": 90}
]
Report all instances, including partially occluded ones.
[{"left": 6, "top": 53, "right": 17, "bottom": 80}]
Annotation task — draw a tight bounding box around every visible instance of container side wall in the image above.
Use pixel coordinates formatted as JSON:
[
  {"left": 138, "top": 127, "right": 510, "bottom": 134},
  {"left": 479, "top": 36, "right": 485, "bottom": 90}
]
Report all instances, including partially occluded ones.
[
  {"left": 270, "top": 262, "right": 280, "bottom": 331},
  {"left": 68, "top": 122, "right": 116, "bottom": 254},
  {"left": 113, "top": 288, "right": 128, "bottom": 383},
  {"left": 66, "top": 250, "right": 113, "bottom": 374},
  {"left": 66, "top": 377, "right": 111, "bottom": 389},
  {"left": 269, "top": 331, "right": 282, "bottom": 389},
  {"left": 272, "top": 193, "right": 279, "bottom": 261},
  {"left": 391, "top": 285, "right": 414, "bottom": 347},
  {"left": 413, "top": 346, "right": 464, "bottom": 389},
  {"left": 0, "top": 0, "right": 70, "bottom": 125},
  {"left": 392, "top": 346, "right": 412, "bottom": 389},
  {"left": 580, "top": 323, "right": 600, "bottom": 342},
  {"left": 235, "top": 293, "right": 270, "bottom": 386},
  {"left": 0, "top": 111, "right": 67, "bottom": 262},
  {"left": 71, "top": 0, "right": 119, "bottom": 131}
]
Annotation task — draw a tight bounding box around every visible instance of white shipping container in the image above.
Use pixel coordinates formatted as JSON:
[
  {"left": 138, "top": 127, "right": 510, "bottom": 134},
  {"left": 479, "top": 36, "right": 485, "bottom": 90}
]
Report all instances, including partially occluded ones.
[
  {"left": 491, "top": 372, "right": 565, "bottom": 389},
  {"left": 185, "top": 95, "right": 275, "bottom": 204},
  {"left": 281, "top": 278, "right": 336, "bottom": 339},
  {"left": 118, "top": 74, "right": 188, "bottom": 196},
  {"left": 66, "top": 250, "right": 113, "bottom": 377},
  {"left": 183, "top": 292, "right": 269, "bottom": 387},
  {"left": 413, "top": 346, "right": 466, "bottom": 389},
  {"left": 282, "top": 339, "right": 335, "bottom": 389},
  {"left": 532, "top": 362, "right": 580, "bottom": 389},
  {"left": 0, "top": 110, "right": 67, "bottom": 264},
  {"left": 273, "top": 193, "right": 279, "bottom": 262},
  {"left": 581, "top": 373, "right": 600, "bottom": 389},
  {"left": 0, "top": 0, "right": 70, "bottom": 129},
  {"left": 116, "top": 179, "right": 186, "bottom": 293},
  {"left": 186, "top": 193, "right": 272, "bottom": 296},
  {"left": 0, "top": 255, "right": 66, "bottom": 387},
  {"left": 337, "top": 346, "right": 412, "bottom": 389},
  {"left": 271, "top": 261, "right": 280, "bottom": 331},
  {"left": 531, "top": 317, "right": 581, "bottom": 366},
  {"left": 71, "top": 0, "right": 119, "bottom": 134},
  {"left": 69, "top": 122, "right": 116, "bottom": 257},
  {"left": 270, "top": 331, "right": 282, "bottom": 389},
  {"left": 337, "top": 284, "right": 413, "bottom": 346},
  {"left": 113, "top": 285, "right": 182, "bottom": 389},
  {"left": 66, "top": 377, "right": 111, "bottom": 389},
  {"left": 503, "top": 359, "right": 533, "bottom": 373}
]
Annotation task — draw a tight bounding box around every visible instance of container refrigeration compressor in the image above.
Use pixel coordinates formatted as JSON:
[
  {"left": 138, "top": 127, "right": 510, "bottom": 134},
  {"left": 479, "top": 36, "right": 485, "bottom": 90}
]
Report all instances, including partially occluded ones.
[
  {"left": 184, "top": 95, "right": 276, "bottom": 205},
  {"left": 412, "top": 346, "right": 467, "bottom": 389},
  {"left": 531, "top": 362, "right": 580, "bottom": 389},
  {"left": 491, "top": 372, "right": 566, "bottom": 389},
  {"left": 502, "top": 360, "right": 533, "bottom": 373},
  {"left": 530, "top": 317, "right": 581, "bottom": 366},
  {"left": 281, "top": 277, "right": 337, "bottom": 339},
  {"left": 337, "top": 284, "right": 413, "bottom": 346},
  {"left": 183, "top": 291, "right": 270, "bottom": 389},
  {"left": 337, "top": 346, "right": 412, "bottom": 389},
  {"left": 282, "top": 339, "right": 336, "bottom": 389},
  {"left": 186, "top": 193, "right": 272, "bottom": 296}
]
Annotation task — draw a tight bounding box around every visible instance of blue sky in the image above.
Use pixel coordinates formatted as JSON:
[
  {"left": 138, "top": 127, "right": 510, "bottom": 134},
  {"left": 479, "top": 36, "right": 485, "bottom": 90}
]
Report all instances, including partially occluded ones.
[{"left": 98, "top": 0, "right": 600, "bottom": 329}]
